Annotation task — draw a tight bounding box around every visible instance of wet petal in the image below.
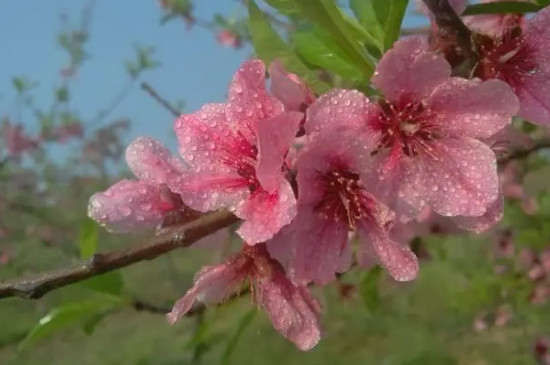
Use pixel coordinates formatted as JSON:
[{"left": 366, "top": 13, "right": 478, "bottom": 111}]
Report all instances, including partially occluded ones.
[
  {"left": 126, "top": 136, "right": 185, "bottom": 185},
  {"left": 227, "top": 59, "right": 284, "bottom": 140},
  {"left": 175, "top": 103, "right": 245, "bottom": 170},
  {"left": 358, "top": 220, "right": 419, "bottom": 282},
  {"left": 88, "top": 180, "right": 169, "bottom": 233},
  {"left": 167, "top": 262, "right": 247, "bottom": 324},
  {"left": 170, "top": 172, "right": 250, "bottom": 213},
  {"left": 255, "top": 111, "right": 302, "bottom": 192},
  {"left": 268, "top": 205, "right": 351, "bottom": 286},
  {"left": 423, "top": 137, "right": 500, "bottom": 217},
  {"left": 428, "top": 78, "right": 518, "bottom": 139},
  {"left": 305, "top": 89, "right": 371, "bottom": 137},
  {"left": 269, "top": 60, "right": 314, "bottom": 112},
  {"left": 236, "top": 178, "right": 297, "bottom": 244},
  {"left": 372, "top": 37, "right": 451, "bottom": 102},
  {"left": 452, "top": 188, "right": 504, "bottom": 233},
  {"left": 257, "top": 273, "right": 322, "bottom": 351}
]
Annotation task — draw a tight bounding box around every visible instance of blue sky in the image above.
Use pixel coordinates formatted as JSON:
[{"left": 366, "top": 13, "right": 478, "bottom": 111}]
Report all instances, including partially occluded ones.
[{"left": 0, "top": 0, "right": 427, "bottom": 150}]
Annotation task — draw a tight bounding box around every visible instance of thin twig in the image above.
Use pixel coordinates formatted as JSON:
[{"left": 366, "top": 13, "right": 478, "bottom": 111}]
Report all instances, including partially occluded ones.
[
  {"left": 422, "top": 0, "right": 478, "bottom": 64},
  {"left": 498, "top": 138, "right": 550, "bottom": 164},
  {"left": 0, "top": 210, "right": 238, "bottom": 300},
  {"left": 141, "top": 82, "right": 180, "bottom": 118}
]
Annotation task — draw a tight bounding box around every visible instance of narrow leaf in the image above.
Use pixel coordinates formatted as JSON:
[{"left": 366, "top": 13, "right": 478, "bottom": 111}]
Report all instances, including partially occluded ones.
[
  {"left": 19, "top": 300, "right": 116, "bottom": 351},
  {"left": 294, "top": 0, "right": 376, "bottom": 76},
  {"left": 384, "top": 0, "right": 409, "bottom": 50},
  {"left": 220, "top": 309, "right": 257, "bottom": 365},
  {"left": 293, "top": 31, "right": 364, "bottom": 80}
]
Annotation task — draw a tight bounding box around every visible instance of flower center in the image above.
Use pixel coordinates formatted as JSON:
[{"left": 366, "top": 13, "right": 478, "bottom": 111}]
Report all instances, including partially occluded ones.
[
  {"left": 474, "top": 28, "right": 537, "bottom": 90},
  {"left": 315, "top": 168, "right": 376, "bottom": 230},
  {"left": 220, "top": 132, "right": 261, "bottom": 192},
  {"left": 372, "top": 99, "right": 438, "bottom": 157}
]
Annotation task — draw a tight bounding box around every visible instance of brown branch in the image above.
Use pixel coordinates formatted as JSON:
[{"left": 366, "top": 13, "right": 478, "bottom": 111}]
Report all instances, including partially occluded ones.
[
  {"left": 498, "top": 138, "right": 550, "bottom": 164},
  {"left": 0, "top": 210, "right": 239, "bottom": 300},
  {"left": 422, "top": 0, "right": 478, "bottom": 64},
  {"left": 141, "top": 82, "right": 180, "bottom": 118}
]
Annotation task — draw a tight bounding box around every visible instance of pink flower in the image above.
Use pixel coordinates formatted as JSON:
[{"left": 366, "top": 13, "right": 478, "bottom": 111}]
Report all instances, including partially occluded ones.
[
  {"left": 171, "top": 59, "right": 301, "bottom": 244},
  {"left": 306, "top": 37, "right": 518, "bottom": 226},
  {"left": 167, "top": 243, "right": 322, "bottom": 351},
  {"left": 88, "top": 136, "right": 187, "bottom": 232},
  {"left": 216, "top": 29, "right": 241, "bottom": 49},
  {"left": 269, "top": 60, "right": 315, "bottom": 114},
  {"left": 1, "top": 119, "right": 39, "bottom": 159},
  {"left": 267, "top": 131, "right": 418, "bottom": 285},
  {"left": 474, "top": 6, "right": 550, "bottom": 126}
]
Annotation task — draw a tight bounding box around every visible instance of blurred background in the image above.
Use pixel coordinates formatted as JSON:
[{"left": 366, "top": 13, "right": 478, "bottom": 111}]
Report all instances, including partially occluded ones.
[{"left": 1, "top": 0, "right": 550, "bottom": 364}]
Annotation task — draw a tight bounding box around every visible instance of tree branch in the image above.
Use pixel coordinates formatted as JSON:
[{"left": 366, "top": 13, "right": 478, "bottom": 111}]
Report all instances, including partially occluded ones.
[
  {"left": 422, "top": 0, "right": 478, "bottom": 64},
  {"left": 141, "top": 82, "right": 180, "bottom": 118},
  {"left": 0, "top": 210, "right": 238, "bottom": 300},
  {"left": 498, "top": 138, "right": 550, "bottom": 164}
]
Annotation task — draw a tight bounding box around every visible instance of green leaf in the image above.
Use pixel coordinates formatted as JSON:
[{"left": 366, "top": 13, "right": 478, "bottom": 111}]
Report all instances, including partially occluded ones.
[
  {"left": 463, "top": 2, "right": 542, "bottom": 15},
  {"left": 262, "top": 0, "right": 299, "bottom": 14},
  {"left": 79, "top": 272, "right": 125, "bottom": 297},
  {"left": 79, "top": 218, "right": 98, "bottom": 259},
  {"left": 220, "top": 309, "right": 257, "bottom": 365},
  {"left": 538, "top": 0, "right": 550, "bottom": 7},
  {"left": 19, "top": 300, "right": 116, "bottom": 351},
  {"left": 383, "top": 0, "right": 409, "bottom": 50},
  {"left": 247, "top": 0, "right": 330, "bottom": 93},
  {"left": 350, "top": 0, "right": 385, "bottom": 42},
  {"left": 293, "top": 31, "right": 364, "bottom": 80},
  {"left": 359, "top": 267, "right": 382, "bottom": 311},
  {"left": 293, "top": 0, "right": 376, "bottom": 75}
]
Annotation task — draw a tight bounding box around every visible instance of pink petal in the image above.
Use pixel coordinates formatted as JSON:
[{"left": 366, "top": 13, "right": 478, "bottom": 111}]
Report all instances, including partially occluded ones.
[
  {"left": 88, "top": 180, "right": 168, "bottom": 233},
  {"left": 170, "top": 171, "right": 250, "bottom": 212},
  {"left": 257, "top": 273, "right": 322, "bottom": 351},
  {"left": 236, "top": 177, "right": 297, "bottom": 244},
  {"left": 268, "top": 206, "right": 351, "bottom": 286},
  {"left": 255, "top": 111, "right": 302, "bottom": 192},
  {"left": 452, "top": 188, "right": 504, "bottom": 233},
  {"left": 304, "top": 89, "right": 373, "bottom": 137},
  {"left": 372, "top": 37, "right": 451, "bottom": 103},
  {"left": 422, "top": 137, "right": 500, "bottom": 217},
  {"left": 518, "top": 6, "right": 550, "bottom": 126},
  {"left": 126, "top": 136, "right": 185, "bottom": 185},
  {"left": 269, "top": 60, "right": 314, "bottom": 112},
  {"left": 428, "top": 78, "right": 518, "bottom": 139},
  {"left": 358, "top": 220, "right": 419, "bottom": 282},
  {"left": 227, "top": 59, "right": 284, "bottom": 140},
  {"left": 174, "top": 103, "right": 242, "bottom": 170},
  {"left": 167, "top": 262, "right": 246, "bottom": 324}
]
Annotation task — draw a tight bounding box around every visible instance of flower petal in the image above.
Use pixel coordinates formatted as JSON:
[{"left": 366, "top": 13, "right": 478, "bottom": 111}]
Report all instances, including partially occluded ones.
[
  {"left": 167, "top": 262, "right": 246, "bottom": 324},
  {"left": 268, "top": 205, "right": 351, "bottom": 286},
  {"left": 372, "top": 37, "right": 451, "bottom": 102},
  {"left": 126, "top": 136, "right": 185, "bottom": 185},
  {"left": 428, "top": 78, "right": 518, "bottom": 139},
  {"left": 174, "top": 103, "right": 242, "bottom": 170},
  {"left": 88, "top": 180, "right": 168, "bottom": 233},
  {"left": 452, "top": 188, "right": 504, "bottom": 233},
  {"left": 255, "top": 111, "right": 302, "bottom": 192},
  {"left": 236, "top": 177, "right": 297, "bottom": 244},
  {"left": 305, "top": 89, "right": 371, "bottom": 137},
  {"left": 423, "top": 137, "right": 500, "bottom": 217},
  {"left": 358, "top": 220, "right": 419, "bottom": 282},
  {"left": 170, "top": 172, "right": 250, "bottom": 213},
  {"left": 269, "top": 60, "right": 314, "bottom": 112},
  {"left": 257, "top": 273, "right": 322, "bottom": 351},
  {"left": 227, "top": 59, "right": 284, "bottom": 140}
]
